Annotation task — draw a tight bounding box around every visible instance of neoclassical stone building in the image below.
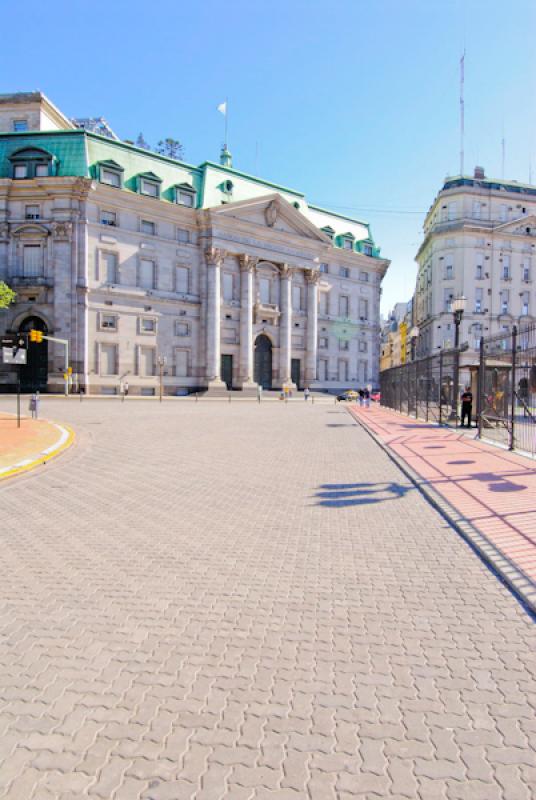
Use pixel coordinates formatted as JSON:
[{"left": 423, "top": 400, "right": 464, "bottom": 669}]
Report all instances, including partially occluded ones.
[{"left": 0, "top": 92, "right": 389, "bottom": 394}]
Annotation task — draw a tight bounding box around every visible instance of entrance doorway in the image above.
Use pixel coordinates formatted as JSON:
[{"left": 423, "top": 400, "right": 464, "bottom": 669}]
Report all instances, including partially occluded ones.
[
  {"left": 221, "top": 354, "right": 233, "bottom": 390},
  {"left": 254, "top": 334, "right": 272, "bottom": 389},
  {"left": 291, "top": 358, "right": 301, "bottom": 390},
  {"left": 19, "top": 316, "right": 48, "bottom": 392}
]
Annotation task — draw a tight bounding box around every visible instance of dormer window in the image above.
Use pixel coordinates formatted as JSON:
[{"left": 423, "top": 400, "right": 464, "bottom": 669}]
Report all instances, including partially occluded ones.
[
  {"left": 97, "top": 160, "right": 124, "bottom": 188},
  {"left": 137, "top": 172, "right": 162, "bottom": 198},
  {"left": 175, "top": 183, "right": 196, "bottom": 208},
  {"left": 321, "top": 226, "right": 335, "bottom": 240},
  {"left": 9, "top": 147, "right": 54, "bottom": 180},
  {"left": 343, "top": 239, "right": 353, "bottom": 250},
  {"left": 13, "top": 119, "right": 28, "bottom": 132}
]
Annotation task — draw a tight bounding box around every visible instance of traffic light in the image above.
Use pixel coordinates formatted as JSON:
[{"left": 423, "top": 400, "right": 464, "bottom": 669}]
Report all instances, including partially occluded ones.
[{"left": 29, "top": 330, "right": 44, "bottom": 343}]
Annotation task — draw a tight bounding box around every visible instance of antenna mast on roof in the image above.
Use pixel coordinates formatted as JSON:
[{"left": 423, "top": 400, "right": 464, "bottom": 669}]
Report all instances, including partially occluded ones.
[{"left": 459, "top": 49, "right": 465, "bottom": 176}]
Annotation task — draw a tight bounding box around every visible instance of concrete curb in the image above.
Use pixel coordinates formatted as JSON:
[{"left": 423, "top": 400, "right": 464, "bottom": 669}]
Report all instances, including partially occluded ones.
[
  {"left": 0, "top": 418, "right": 75, "bottom": 481},
  {"left": 347, "top": 406, "right": 536, "bottom": 618}
]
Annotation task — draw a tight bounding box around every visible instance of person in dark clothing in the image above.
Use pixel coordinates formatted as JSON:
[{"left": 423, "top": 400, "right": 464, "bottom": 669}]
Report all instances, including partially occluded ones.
[{"left": 460, "top": 386, "right": 473, "bottom": 428}]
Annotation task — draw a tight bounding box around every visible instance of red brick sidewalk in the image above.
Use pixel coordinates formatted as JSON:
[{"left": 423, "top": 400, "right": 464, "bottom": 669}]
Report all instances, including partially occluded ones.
[{"left": 349, "top": 403, "right": 536, "bottom": 611}]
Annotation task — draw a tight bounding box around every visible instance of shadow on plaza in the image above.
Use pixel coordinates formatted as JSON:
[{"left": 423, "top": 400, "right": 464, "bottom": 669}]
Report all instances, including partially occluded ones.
[{"left": 314, "top": 481, "right": 414, "bottom": 507}]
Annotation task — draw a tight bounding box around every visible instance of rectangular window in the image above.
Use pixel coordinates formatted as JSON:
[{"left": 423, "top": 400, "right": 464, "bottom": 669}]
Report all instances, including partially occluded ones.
[
  {"left": 140, "top": 318, "right": 156, "bottom": 333},
  {"left": 259, "top": 278, "right": 271, "bottom": 304},
  {"left": 501, "top": 290, "right": 509, "bottom": 314},
  {"left": 175, "top": 266, "right": 190, "bottom": 294},
  {"left": 13, "top": 119, "right": 28, "bottom": 132},
  {"left": 291, "top": 335, "right": 304, "bottom": 348},
  {"left": 140, "top": 347, "right": 155, "bottom": 376},
  {"left": 101, "top": 252, "right": 117, "bottom": 283},
  {"left": 101, "top": 314, "right": 117, "bottom": 330},
  {"left": 444, "top": 290, "right": 454, "bottom": 312},
  {"left": 100, "top": 344, "right": 117, "bottom": 375},
  {"left": 342, "top": 240, "right": 353, "bottom": 251},
  {"left": 447, "top": 201, "right": 457, "bottom": 221},
  {"left": 338, "top": 359, "right": 349, "bottom": 382},
  {"left": 499, "top": 204, "right": 508, "bottom": 221},
  {"left": 358, "top": 340, "right": 368, "bottom": 353},
  {"left": 475, "top": 288, "right": 483, "bottom": 313},
  {"left": 139, "top": 259, "right": 155, "bottom": 290},
  {"left": 175, "top": 322, "right": 189, "bottom": 337},
  {"left": 340, "top": 266, "right": 350, "bottom": 278},
  {"left": 338, "top": 295, "right": 349, "bottom": 317},
  {"left": 178, "top": 191, "right": 194, "bottom": 207},
  {"left": 319, "top": 262, "right": 329, "bottom": 274},
  {"left": 502, "top": 256, "right": 510, "bottom": 279},
  {"left": 319, "top": 337, "right": 328, "bottom": 349},
  {"left": 472, "top": 201, "right": 481, "bottom": 219},
  {"left": 101, "top": 210, "right": 116, "bottom": 226},
  {"left": 141, "top": 180, "right": 158, "bottom": 197},
  {"left": 319, "top": 293, "right": 328, "bottom": 315},
  {"left": 359, "top": 298, "right": 368, "bottom": 319},
  {"left": 359, "top": 271, "right": 369, "bottom": 282},
  {"left": 475, "top": 253, "right": 484, "bottom": 279},
  {"left": 35, "top": 164, "right": 48, "bottom": 177},
  {"left": 363, "top": 244, "right": 373, "bottom": 256},
  {"left": 175, "top": 349, "right": 189, "bottom": 377},
  {"left": 318, "top": 359, "right": 328, "bottom": 381},
  {"left": 521, "top": 293, "right": 529, "bottom": 316},
  {"left": 292, "top": 285, "right": 302, "bottom": 310},
  {"left": 140, "top": 219, "right": 156, "bottom": 236},
  {"left": 339, "top": 340, "right": 349, "bottom": 351},
  {"left": 14, "top": 164, "right": 27, "bottom": 179},
  {"left": 22, "top": 245, "right": 42, "bottom": 277},
  {"left": 101, "top": 169, "right": 121, "bottom": 187},
  {"left": 223, "top": 273, "right": 234, "bottom": 301},
  {"left": 522, "top": 262, "right": 531, "bottom": 282},
  {"left": 177, "top": 228, "right": 190, "bottom": 243},
  {"left": 25, "top": 205, "right": 40, "bottom": 220},
  {"left": 444, "top": 254, "right": 453, "bottom": 280}
]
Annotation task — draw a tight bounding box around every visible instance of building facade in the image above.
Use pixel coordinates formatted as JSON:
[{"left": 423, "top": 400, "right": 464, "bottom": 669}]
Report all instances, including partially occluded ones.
[
  {"left": 414, "top": 167, "right": 536, "bottom": 359},
  {"left": 0, "top": 92, "right": 389, "bottom": 394}
]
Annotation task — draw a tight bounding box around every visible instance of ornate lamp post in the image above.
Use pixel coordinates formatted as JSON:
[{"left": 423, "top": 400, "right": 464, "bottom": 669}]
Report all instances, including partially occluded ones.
[
  {"left": 410, "top": 326, "right": 420, "bottom": 361},
  {"left": 157, "top": 355, "right": 167, "bottom": 403},
  {"left": 451, "top": 295, "right": 466, "bottom": 424}
]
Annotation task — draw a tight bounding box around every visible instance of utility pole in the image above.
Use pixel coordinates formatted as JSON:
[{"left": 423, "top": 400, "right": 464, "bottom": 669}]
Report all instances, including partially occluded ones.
[{"left": 157, "top": 356, "right": 167, "bottom": 403}]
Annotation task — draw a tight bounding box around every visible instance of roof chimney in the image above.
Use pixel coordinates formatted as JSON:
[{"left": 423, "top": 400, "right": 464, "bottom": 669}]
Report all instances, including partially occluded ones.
[{"left": 474, "top": 166, "right": 485, "bottom": 179}]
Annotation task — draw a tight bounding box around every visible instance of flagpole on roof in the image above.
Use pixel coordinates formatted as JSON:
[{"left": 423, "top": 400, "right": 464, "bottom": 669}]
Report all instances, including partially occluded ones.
[{"left": 225, "top": 97, "right": 228, "bottom": 148}]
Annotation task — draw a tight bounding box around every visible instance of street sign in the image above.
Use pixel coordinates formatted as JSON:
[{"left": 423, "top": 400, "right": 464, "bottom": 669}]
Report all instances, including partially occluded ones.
[
  {"left": 1, "top": 334, "right": 26, "bottom": 350},
  {"left": 2, "top": 346, "right": 27, "bottom": 365}
]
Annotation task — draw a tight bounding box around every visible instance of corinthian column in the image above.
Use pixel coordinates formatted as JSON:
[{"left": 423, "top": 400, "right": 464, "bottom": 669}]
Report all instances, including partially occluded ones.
[
  {"left": 279, "top": 264, "right": 295, "bottom": 389},
  {"left": 205, "top": 247, "right": 226, "bottom": 388},
  {"left": 238, "top": 254, "right": 258, "bottom": 389},
  {"left": 305, "top": 268, "right": 321, "bottom": 385}
]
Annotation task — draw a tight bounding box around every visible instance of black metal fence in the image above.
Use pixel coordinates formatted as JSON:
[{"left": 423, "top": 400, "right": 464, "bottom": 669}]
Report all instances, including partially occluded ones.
[{"left": 380, "top": 323, "right": 536, "bottom": 457}]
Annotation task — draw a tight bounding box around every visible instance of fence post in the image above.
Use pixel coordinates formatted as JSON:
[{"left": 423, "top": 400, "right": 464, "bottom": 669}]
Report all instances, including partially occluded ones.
[
  {"left": 509, "top": 325, "right": 517, "bottom": 450},
  {"left": 426, "top": 358, "right": 430, "bottom": 422},
  {"left": 439, "top": 350, "right": 443, "bottom": 425},
  {"left": 477, "top": 336, "right": 484, "bottom": 440}
]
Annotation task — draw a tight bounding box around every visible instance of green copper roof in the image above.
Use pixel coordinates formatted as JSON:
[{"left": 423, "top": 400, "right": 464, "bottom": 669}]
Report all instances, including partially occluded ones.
[{"left": 0, "top": 131, "right": 87, "bottom": 178}]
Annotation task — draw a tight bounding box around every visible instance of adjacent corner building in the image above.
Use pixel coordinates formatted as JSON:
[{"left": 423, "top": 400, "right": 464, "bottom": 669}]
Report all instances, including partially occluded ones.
[{"left": 0, "top": 92, "right": 389, "bottom": 394}]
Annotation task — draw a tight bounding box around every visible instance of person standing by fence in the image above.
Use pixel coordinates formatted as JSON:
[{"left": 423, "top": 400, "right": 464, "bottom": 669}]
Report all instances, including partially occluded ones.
[{"left": 460, "top": 386, "right": 473, "bottom": 428}]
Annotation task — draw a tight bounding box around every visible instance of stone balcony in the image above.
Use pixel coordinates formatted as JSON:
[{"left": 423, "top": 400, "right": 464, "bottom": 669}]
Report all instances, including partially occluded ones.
[{"left": 254, "top": 302, "right": 280, "bottom": 325}]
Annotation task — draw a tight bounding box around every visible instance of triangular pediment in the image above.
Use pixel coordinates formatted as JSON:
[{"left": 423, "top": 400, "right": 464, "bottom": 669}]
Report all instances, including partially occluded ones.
[
  {"left": 208, "top": 193, "right": 332, "bottom": 243},
  {"left": 495, "top": 214, "right": 536, "bottom": 236}
]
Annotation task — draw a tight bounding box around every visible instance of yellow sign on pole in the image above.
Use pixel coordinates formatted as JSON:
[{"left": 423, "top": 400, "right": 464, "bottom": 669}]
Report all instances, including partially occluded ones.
[
  {"left": 67, "top": 366, "right": 72, "bottom": 375},
  {"left": 63, "top": 373, "right": 68, "bottom": 381}
]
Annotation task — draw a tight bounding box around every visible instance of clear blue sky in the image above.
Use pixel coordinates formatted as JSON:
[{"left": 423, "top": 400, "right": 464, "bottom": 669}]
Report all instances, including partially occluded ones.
[{"left": 2, "top": 0, "right": 535, "bottom": 314}]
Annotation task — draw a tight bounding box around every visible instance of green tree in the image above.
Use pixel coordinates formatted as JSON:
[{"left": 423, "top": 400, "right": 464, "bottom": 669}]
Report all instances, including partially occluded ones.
[
  {"left": 0, "top": 281, "right": 16, "bottom": 309},
  {"left": 156, "top": 138, "right": 184, "bottom": 160},
  {"left": 136, "top": 132, "right": 151, "bottom": 150}
]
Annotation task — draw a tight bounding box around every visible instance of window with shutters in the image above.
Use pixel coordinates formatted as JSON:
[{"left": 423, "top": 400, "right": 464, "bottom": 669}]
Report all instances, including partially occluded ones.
[
  {"left": 100, "top": 252, "right": 117, "bottom": 284},
  {"left": 222, "top": 273, "right": 234, "bottom": 301},
  {"left": 175, "top": 349, "right": 189, "bottom": 377},
  {"left": 175, "top": 266, "right": 190, "bottom": 294},
  {"left": 22, "top": 245, "right": 43, "bottom": 277},
  {"left": 139, "top": 259, "right": 155, "bottom": 290},
  {"left": 100, "top": 344, "right": 117, "bottom": 375},
  {"left": 139, "top": 347, "right": 155, "bottom": 376}
]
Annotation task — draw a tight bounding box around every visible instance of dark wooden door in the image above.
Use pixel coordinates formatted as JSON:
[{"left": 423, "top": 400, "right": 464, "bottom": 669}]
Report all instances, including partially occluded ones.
[
  {"left": 221, "top": 354, "right": 233, "bottom": 389},
  {"left": 254, "top": 335, "right": 272, "bottom": 389},
  {"left": 291, "top": 358, "right": 301, "bottom": 390},
  {"left": 19, "top": 317, "right": 48, "bottom": 392}
]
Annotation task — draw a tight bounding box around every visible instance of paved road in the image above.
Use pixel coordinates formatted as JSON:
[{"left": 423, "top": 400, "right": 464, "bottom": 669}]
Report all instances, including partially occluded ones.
[{"left": 0, "top": 398, "right": 535, "bottom": 800}]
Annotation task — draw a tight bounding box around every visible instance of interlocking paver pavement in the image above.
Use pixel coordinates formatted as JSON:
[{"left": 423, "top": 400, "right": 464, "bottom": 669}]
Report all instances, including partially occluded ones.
[{"left": 0, "top": 397, "right": 535, "bottom": 800}]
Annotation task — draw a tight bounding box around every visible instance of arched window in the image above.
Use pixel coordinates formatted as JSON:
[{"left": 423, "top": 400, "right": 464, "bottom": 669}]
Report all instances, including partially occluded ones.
[{"left": 9, "top": 147, "right": 55, "bottom": 180}]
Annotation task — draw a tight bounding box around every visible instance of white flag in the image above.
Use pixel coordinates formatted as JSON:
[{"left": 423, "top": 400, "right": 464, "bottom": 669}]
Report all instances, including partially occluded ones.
[{"left": 217, "top": 102, "right": 227, "bottom": 115}]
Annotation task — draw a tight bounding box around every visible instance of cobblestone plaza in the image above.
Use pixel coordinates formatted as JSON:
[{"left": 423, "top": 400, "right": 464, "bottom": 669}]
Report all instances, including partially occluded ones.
[{"left": 0, "top": 398, "right": 535, "bottom": 799}]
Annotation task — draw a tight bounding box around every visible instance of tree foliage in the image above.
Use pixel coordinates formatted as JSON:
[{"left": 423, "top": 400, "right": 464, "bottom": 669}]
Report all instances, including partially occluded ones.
[
  {"left": 156, "top": 138, "right": 184, "bottom": 160},
  {"left": 0, "top": 281, "right": 16, "bottom": 309},
  {"left": 136, "top": 132, "right": 151, "bottom": 150}
]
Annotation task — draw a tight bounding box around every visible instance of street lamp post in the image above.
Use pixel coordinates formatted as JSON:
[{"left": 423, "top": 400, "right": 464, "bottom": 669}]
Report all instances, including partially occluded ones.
[
  {"left": 157, "top": 355, "right": 167, "bottom": 403},
  {"left": 410, "top": 326, "right": 420, "bottom": 361},
  {"left": 450, "top": 295, "right": 466, "bottom": 424}
]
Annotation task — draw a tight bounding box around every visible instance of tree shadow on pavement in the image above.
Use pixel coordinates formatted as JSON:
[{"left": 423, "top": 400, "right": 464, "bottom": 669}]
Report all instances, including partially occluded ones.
[{"left": 314, "top": 481, "right": 414, "bottom": 507}]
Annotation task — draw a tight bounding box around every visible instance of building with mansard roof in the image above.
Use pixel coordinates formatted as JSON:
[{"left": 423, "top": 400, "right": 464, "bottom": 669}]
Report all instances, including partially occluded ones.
[{"left": 0, "top": 92, "right": 389, "bottom": 394}]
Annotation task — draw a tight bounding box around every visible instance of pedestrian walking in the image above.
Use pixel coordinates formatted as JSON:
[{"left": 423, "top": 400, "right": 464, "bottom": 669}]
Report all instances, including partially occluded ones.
[
  {"left": 29, "top": 392, "right": 40, "bottom": 419},
  {"left": 358, "top": 389, "right": 364, "bottom": 406},
  {"left": 304, "top": 387, "right": 310, "bottom": 402},
  {"left": 363, "top": 388, "right": 370, "bottom": 408},
  {"left": 123, "top": 381, "right": 129, "bottom": 398},
  {"left": 460, "top": 386, "right": 473, "bottom": 428}
]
